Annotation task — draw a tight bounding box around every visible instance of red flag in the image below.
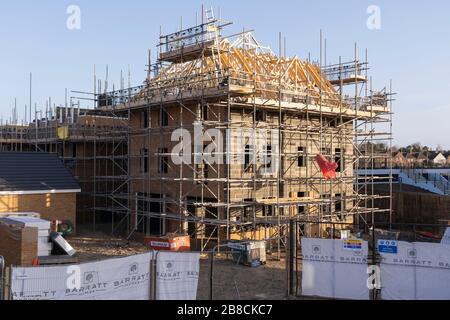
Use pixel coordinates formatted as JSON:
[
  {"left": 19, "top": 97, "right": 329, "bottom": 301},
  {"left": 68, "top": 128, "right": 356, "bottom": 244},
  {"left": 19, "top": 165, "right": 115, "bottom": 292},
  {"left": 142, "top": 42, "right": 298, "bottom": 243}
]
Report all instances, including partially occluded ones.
[{"left": 316, "top": 154, "right": 338, "bottom": 180}]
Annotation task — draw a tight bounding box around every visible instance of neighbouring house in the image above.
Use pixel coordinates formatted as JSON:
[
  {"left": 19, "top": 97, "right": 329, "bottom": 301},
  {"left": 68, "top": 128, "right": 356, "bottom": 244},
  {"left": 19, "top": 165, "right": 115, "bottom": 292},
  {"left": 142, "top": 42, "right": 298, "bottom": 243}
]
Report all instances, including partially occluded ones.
[
  {"left": 406, "top": 153, "right": 418, "bottom": 167},
  {"left": 391, "top": 152, "right": 408, "bottom": 168},
  {"left": 416, "top": 153, "right": 428, "bottom": 167},
  {"left": 433, "top": 153, "right": 447, "bottom": 167},
  {"left": 0, "top": 153, "right": 81, "bottom": 227},
  {"left": 402, "top": 152, "right": 428, "bottom": 168}
]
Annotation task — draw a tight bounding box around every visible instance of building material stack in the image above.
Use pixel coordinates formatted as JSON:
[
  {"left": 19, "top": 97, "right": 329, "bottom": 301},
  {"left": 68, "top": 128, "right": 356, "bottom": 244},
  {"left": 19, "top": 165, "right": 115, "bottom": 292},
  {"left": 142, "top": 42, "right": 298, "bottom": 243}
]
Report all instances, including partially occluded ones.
[{"left": 1, "top": 216, "right": 52, "bottom": 257}]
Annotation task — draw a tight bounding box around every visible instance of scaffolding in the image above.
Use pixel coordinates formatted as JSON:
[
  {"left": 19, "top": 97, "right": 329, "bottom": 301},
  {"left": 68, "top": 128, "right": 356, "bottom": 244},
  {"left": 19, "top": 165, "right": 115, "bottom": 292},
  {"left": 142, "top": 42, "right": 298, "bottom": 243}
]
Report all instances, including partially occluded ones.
[
  {"left": 88, "top": 12, "right": 394, "bottom": 252},
  {"left": 0, "top": 11, "right": 394, "bottom": 253},
  {"left": 0, "top": 105, "right": 130, "bottom": 234}
]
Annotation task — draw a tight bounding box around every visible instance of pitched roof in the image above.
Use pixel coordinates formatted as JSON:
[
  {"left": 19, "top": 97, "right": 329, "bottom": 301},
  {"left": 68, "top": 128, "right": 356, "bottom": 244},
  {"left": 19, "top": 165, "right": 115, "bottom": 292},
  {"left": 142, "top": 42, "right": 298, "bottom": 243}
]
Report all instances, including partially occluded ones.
[
  {"left": 433, "top": 153, "right": 447, "bottom": 161},
  {"left": 393, "top": 152, "right": 406, "bottom": 158},
  {"left": 416, "top": 153, "right": 427, "bottom": 160},
  {"left": 135, "top": 34, "right": 342, "bottom": 107},
  {"left": 0, "top": 153, "right": 80, "bottom": 194}
]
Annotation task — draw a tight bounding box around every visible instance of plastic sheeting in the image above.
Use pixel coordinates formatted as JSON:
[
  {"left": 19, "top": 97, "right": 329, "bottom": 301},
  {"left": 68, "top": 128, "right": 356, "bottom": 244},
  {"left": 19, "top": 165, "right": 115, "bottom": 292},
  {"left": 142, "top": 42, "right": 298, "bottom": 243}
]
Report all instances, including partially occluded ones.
[
  {"left": 156, "top": 252, "right": 200, "bottom": 300},
  {"left": 380, "top": 242, "right": 450, "bottom": 300},
  {"left": 10, "top": 251, "right": 201, "bottom": 300},
  {"left": 315, "top": 154, "right": 338, "bottom": 180},
  {"left": 301, "top": 238, "right": 369, "bottom": 300},
  {"left": 441, "top": 228, "right": 450, "bottom": 245},
  {"left": 11, "top": 252, "right": 153, "bottom": 300}
]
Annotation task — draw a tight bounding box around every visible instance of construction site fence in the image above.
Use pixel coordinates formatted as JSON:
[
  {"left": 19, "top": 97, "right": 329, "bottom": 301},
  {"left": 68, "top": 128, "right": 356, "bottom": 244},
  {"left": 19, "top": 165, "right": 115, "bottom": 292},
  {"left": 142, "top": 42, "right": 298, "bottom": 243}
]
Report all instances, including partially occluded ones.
[
  {"left": 2, "top": 220, "right": 449, "bottom": 301},
  {"left": 0, "top": 256, "right": 5, "bottom": 301},
  {"left": 197, "top": 220, "right": 450, "bottom": 301},
  {"left": 290, "top": 221, "right": 450, "bottom": 300},
  {"left": 1, "top": 251, "right": 200, "bottom": 301}
]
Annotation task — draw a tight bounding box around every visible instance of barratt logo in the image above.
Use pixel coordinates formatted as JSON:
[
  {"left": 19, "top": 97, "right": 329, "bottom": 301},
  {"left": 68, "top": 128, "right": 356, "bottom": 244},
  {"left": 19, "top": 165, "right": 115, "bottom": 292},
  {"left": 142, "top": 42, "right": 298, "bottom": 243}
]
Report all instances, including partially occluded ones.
[
  {"left": 157, "top": 260, "right": 199, "bottom": 281},
  {"left": 303, "top": 244, "right": 335, "bottom": 262},
  {"left": 408, "top": 249, "right": 417, "bottom": 259},
  {"left": 84, "top": 272, "right": 96, "bottom": 285},
  {"left": 129, "top": 263, "right": 139, "bottom": 275},
  {"left": 66, "top": 270, "right": 107, "bottom": 296},
  {"left": 391, "top": 248, "right": 433, "bottom": 267},
  {"left": 157, "top": 260, "right": 182, "bottom": 280},
  {"left": 312, "top": 245, "right": 321, "bottom": 254}
]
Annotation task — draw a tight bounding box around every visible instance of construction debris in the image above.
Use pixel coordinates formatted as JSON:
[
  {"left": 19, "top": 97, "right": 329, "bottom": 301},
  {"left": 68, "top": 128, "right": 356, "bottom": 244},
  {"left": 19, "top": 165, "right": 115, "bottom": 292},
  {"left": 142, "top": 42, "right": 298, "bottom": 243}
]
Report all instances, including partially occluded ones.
[
  {"left": 68, "top": 233, "right": 149, "bottom": 263},
  {"left": 50, "top": 232, "right": 76, "bottom": 257}
]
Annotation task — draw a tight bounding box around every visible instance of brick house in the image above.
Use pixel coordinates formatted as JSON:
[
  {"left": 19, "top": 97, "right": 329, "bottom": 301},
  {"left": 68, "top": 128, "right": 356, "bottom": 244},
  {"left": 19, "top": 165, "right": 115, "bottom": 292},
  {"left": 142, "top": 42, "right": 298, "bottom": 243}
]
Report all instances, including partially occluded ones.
[
  {"left": 0, "top": 153, "right": 81, "bottom": 226},
  {"left": 391, "top": 152, "right": 408, "bottom": 168}
]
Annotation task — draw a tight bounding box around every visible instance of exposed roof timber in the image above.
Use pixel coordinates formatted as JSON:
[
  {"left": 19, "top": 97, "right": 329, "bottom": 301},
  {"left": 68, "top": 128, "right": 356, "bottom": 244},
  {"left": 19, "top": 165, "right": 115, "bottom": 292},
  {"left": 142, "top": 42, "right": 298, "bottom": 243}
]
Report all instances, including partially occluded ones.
[{"left": 134, "top": 32, "right": 343, "bottom": 107}]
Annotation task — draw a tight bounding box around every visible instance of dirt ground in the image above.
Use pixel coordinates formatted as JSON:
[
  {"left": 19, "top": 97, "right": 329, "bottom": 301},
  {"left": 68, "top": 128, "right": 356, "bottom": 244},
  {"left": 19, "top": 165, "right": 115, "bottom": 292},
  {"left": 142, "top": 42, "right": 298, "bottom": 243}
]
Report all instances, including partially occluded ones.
[
  {"left": 197, "top": 255, "right": 290, "bottom": 300},
  {"left": 67, "top": 231, "right": 294, "bottom": 300},
  {"left": 68, "top": 232, "right": 149, "bottom": 263}
]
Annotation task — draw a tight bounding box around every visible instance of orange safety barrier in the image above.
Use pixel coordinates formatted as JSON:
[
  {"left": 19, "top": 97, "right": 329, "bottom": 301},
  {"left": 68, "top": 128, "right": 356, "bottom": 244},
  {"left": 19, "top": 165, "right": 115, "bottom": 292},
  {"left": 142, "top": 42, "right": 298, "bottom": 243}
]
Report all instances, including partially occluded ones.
[{"left": 144, "top": 235, "right": 191, "bottom": 252}]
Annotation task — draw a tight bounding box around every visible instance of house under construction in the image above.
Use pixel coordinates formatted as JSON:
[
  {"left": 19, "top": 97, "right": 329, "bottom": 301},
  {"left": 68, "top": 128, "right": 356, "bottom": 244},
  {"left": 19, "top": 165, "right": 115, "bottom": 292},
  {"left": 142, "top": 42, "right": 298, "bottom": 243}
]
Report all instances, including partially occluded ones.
[
  {"left": 0, "top": 107, "right": 129, "bottom": 233},
  {"left": 0, "top": 12, "right": 394, "bottom": 251}
]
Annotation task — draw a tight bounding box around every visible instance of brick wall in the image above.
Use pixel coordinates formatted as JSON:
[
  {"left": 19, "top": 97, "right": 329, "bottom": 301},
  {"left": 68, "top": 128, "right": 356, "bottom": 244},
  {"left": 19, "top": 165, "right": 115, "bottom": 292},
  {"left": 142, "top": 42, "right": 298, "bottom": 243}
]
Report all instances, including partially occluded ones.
[
  {"left": 375, "top": 190, "right": 450, "bottom": 225},
  {"left": 0, "top": 224, "right": 38, "bottom": 267},
  {"left": 0, "top": 193, "right": 77, "bottom": 228},
  {"left": 129, "top": 104, "right": 356, "bottom": 241},
  {"left": 372, "top": 184, "right": 450, "bottom": 236}
]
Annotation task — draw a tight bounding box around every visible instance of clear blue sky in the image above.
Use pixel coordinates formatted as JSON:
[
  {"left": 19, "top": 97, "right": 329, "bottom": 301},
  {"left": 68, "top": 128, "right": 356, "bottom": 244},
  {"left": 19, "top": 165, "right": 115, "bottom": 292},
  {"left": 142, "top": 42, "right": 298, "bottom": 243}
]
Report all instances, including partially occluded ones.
[{"left": 0, "top": 1, "right": 449, "bottom": 148}]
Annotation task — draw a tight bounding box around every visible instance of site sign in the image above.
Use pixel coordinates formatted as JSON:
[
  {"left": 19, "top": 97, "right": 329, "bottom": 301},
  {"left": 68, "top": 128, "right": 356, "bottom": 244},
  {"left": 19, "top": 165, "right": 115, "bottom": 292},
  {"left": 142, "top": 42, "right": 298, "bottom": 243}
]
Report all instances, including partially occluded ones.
[
  {"left": 343, "top": 239, "right": 363, "bottom": 251},
  {"left": 378, "top": 240, "right": 398, "bottom": 254}
]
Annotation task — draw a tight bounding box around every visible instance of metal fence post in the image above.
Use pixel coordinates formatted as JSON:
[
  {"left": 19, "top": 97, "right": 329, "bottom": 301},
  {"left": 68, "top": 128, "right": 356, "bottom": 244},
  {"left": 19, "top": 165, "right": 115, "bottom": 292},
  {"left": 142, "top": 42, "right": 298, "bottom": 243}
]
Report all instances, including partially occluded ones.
[
  {"left": 149, "top": 253, "right": 154, "bottom": 301},
  {"left": 0, "top": 256, "right": 4, "bottom": 301},
  {"left": 288, "top": 219, "right": 296, "bottom": 297},
  {"left": 151, "top": 251, "right": 159, "bottom": 301},
  {"left": 371, "top": 224, "right": 377, "bottom": 300},
  {"left": 209, "top": 250, "right": 214, "bottom": 301},
  {"left": 6, "top": 264, "right": 12, "bottom": 301}
]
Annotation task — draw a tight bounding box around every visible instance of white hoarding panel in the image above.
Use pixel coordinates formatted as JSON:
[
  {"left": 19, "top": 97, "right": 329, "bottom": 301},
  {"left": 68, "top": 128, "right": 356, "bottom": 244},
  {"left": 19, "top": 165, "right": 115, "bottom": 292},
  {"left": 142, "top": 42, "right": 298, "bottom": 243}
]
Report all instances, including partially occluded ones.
[
  {"left": 302, "top": 238, "right": 369, "bottom": 300},
  {"left": 11, "top": 253, "right": 153, "bottom": 300},
  {"left": 380, "top": 242, "right": 450, "bottom": 300},
  {"left": 156, "top": 252, "right": 200, "bottom": 301}
]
